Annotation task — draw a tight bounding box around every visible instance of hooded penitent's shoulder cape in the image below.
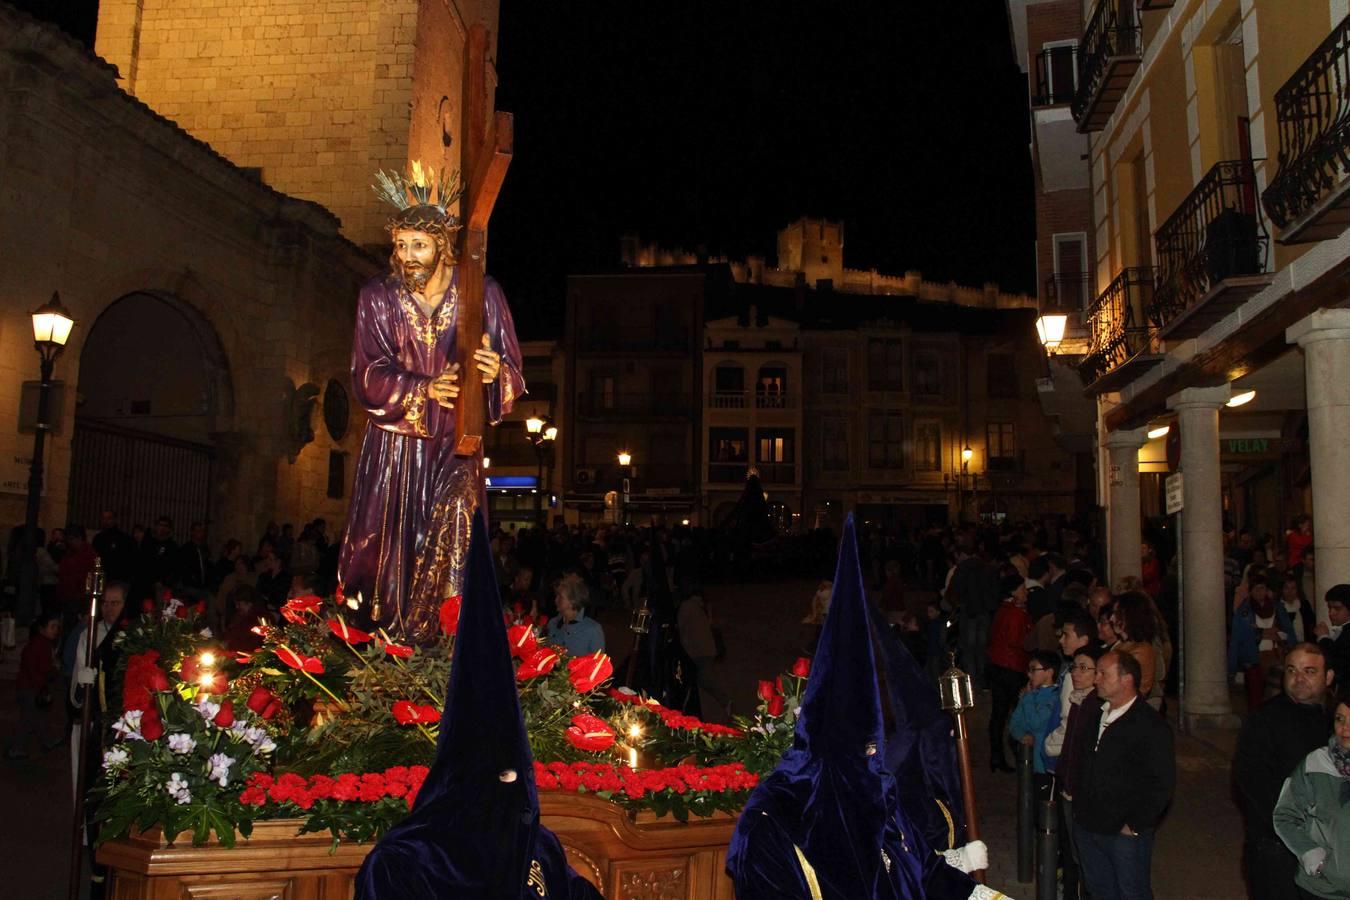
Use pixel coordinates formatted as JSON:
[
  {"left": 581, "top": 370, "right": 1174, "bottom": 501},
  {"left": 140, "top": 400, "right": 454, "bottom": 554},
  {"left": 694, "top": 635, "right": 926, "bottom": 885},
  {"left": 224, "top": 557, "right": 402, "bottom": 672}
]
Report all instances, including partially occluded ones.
[
  {"left": 355, "top": 511, "right": 601, "bottom": 900},
  {"left": 728, "top": 513, "right": 974, "bottom": 898}
]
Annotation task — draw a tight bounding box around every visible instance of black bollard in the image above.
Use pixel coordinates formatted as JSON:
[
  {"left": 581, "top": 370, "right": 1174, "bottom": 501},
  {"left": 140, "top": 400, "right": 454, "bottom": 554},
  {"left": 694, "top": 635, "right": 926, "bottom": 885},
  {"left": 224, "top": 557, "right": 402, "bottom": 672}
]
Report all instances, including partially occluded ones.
[
  {"left": 1036, "top": 796, "right": 1059, "bottom": 900},
  {"left": 1017, "top": 742, "right": 1034, "bottom": 883}
]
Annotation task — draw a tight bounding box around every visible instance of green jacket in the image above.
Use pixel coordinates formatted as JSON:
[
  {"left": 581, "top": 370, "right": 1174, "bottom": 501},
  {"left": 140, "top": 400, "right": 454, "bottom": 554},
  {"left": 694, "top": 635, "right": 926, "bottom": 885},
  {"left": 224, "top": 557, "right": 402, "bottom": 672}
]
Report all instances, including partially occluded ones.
[{"left": 1273, "top": 746, "right": 1350, "bottom": 898}]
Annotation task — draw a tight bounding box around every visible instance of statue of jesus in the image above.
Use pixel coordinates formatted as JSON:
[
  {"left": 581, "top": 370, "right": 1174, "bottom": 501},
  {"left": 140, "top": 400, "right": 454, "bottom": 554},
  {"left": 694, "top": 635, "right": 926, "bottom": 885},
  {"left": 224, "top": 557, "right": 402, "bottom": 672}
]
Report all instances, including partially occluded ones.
[{"left": 338, "top": 164, "right": 524, "bottom": 643}]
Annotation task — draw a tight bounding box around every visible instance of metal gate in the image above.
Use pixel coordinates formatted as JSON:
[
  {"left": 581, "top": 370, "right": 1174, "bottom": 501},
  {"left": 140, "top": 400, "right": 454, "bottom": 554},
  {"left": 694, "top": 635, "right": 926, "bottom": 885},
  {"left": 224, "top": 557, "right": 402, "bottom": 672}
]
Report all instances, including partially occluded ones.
[{"left": 67, "top": 422, "right": 213, "bottom": 540}]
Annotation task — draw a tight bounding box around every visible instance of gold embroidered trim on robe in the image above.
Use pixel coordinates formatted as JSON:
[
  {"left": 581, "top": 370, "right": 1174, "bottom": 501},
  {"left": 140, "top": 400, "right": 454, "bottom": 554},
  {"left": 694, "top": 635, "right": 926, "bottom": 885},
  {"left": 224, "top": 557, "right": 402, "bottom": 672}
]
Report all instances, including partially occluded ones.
[
  {"left": 526, "top": 859, "right": 548, "bottom": 896},
  {"left": 401, "top": 383, "right": 431, "bottom": 438},
  {"left": 792, "top": 844, "right": 824, "bottom": 900},
  {"left": 936, "top": 797, "right": 956, "bottom": 849},
  {"left": 398, "top": 284, "right": 457, "bottom": 349}
]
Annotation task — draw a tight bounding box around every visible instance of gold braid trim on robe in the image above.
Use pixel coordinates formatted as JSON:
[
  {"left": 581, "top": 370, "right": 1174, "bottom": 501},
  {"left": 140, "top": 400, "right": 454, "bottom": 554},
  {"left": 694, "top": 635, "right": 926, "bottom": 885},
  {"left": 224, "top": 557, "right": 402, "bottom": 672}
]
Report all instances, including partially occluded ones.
[
  {"left": 402, "top": 460, "right": 478, "bottom": 642},
  {"left": 792, "top": 844, "right": 825, "bottom": 900},
  {"left": 400, "top": 382, "right": 431, "bottom": 438}
]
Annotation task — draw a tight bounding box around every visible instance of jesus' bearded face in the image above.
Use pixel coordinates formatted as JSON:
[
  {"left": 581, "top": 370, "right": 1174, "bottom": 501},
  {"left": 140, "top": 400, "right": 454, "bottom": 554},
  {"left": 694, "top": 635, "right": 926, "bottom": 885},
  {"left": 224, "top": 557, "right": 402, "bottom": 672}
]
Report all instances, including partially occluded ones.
[{"left": 392, "top": 228, "right": 446, "bottom": 294}]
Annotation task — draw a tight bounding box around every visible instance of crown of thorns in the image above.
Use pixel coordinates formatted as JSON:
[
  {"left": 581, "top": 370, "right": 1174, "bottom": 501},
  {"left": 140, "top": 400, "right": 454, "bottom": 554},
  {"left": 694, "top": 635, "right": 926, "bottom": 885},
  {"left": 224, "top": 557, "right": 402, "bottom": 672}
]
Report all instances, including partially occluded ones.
[{"left": 372, "top": 161, "right": 465, "bottom": 234}]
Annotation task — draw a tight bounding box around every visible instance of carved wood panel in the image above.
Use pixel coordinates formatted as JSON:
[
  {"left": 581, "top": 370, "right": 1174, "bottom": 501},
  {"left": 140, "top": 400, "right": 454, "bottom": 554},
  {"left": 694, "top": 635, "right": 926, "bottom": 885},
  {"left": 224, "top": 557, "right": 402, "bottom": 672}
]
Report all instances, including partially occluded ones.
[
  {"left": 613, "top": 859, "right": 687, "bottom": 900},
  {"left": 180, "top": 879, "right": 291, "bottom": 899}
]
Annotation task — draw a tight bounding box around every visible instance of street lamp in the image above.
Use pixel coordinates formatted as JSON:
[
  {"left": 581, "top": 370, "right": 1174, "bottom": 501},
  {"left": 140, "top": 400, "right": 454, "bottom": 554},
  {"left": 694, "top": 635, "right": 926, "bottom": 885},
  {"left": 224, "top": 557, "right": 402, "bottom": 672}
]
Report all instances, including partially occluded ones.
[
  {"left": 1035, "top": 310, "right": 1069, "bottom": 352},
  {"left": 617, "top": 450, "right": 633, "bottom": 526},
  {"left": 525, "top": 415, "right": 557, "bottom": 526},
  {"left": 21, "top": 292, "right": 75, "bottom": 620}
]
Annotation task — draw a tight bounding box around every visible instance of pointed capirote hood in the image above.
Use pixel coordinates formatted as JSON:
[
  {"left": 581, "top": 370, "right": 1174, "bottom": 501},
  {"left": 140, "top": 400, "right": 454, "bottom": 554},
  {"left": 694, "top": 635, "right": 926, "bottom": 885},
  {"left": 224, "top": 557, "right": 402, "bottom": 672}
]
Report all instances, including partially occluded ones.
[
  {"left": 727, "top": 514, "right": 928, "bottom": 897},
  {"left": 356, "top": 510, "right": 600, "bottom": 900}
]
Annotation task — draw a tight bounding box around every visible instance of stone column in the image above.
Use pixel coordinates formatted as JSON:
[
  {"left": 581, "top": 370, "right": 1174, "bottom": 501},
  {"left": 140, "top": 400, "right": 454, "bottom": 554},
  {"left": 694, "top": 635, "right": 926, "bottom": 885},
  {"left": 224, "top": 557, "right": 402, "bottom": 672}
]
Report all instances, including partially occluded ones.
[
  {"left": 1289, "top": 309, "right": 1350, "bottom": 623},
  {"left": 1168, "top": 385, "right": 1233, "bottom": 726},
  {"left": 1104, "top": 428, "right": 1149, "bottom": 591}
]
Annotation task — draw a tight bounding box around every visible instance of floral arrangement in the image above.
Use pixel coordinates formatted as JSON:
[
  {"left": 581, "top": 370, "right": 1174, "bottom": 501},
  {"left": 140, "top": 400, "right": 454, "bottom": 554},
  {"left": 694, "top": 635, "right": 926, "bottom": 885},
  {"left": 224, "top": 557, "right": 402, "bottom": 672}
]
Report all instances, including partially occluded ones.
[{"left": 92, "top": 591, "right": 805, "bottom": 847}]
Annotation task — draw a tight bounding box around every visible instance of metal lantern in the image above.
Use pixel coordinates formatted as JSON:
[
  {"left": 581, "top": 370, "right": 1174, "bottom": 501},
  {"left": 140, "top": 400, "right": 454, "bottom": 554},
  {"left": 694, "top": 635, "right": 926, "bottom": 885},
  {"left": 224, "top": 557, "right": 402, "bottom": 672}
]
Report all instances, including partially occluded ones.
[
  {"left": 939, "top": 653, "right": 975, "bottom": 712},
  {"left": 629, "top": 601, "right": 652, "bottom": 635}
]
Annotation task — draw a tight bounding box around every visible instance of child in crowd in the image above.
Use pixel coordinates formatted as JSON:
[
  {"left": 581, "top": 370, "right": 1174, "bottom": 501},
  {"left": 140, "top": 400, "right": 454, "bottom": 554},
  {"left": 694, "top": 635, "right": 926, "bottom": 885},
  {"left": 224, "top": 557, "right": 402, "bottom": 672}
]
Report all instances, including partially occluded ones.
[
  {"left": 6, "top": 612, "right": 62, "bottom": 759},
  {"left": 1009, "top": 650, "right": 1062, "bottom": 783}
]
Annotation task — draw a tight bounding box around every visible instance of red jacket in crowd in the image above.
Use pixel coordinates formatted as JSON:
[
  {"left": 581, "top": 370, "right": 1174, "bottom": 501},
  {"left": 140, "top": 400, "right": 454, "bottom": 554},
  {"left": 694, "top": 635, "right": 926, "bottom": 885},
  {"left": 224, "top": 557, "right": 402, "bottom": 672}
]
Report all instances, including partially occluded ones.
[
  {"left": 987, "top": 600, "right": 1032, "bottom": 672},
  {"left": 17, "top": 631, "right": 56, "bottom": 693}
]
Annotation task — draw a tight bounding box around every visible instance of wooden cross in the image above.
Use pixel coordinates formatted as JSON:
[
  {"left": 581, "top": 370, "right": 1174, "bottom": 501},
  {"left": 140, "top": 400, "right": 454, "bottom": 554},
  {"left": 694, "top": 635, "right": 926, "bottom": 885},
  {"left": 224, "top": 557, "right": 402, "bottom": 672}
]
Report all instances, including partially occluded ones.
[{"left": 454, "top": 24, "right": 513, "bottom": 459}]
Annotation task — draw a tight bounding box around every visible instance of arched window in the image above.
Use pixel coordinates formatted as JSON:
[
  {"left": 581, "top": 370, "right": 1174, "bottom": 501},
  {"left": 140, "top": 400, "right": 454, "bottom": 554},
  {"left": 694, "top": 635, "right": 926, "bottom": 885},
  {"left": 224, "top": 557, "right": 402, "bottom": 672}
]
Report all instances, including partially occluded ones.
[
  {"left": 756, "top": 364, "right": 789, "bottom": 408},
  {"left": 713, "top": 363, "right": 746, "bottom": 408}
]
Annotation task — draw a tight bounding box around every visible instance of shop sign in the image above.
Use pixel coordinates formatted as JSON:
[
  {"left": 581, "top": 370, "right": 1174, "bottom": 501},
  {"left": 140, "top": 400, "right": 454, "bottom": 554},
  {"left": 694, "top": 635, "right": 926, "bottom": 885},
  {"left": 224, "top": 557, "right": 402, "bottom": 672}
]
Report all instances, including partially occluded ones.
[
  {"left": 1223, "top": 438, "right": 1275, "bottom": 454},
  {"left": 1165, "top": 472, "right": 1184, "bottom": 515}
]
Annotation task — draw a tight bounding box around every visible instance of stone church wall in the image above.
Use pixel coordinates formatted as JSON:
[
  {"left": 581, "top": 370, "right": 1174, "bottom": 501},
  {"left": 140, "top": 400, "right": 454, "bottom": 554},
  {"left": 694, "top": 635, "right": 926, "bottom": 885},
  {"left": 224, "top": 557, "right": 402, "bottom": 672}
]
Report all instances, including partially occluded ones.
[{"left": 0, "top": 6, "right": 379, "bottom": 547}]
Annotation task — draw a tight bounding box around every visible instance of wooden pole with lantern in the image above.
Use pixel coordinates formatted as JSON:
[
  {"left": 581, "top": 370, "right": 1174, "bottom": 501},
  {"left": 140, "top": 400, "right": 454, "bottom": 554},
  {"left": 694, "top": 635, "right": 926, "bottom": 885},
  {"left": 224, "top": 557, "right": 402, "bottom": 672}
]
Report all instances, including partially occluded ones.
[
  {"left": 939, "top": 652, "right": 985, "bottom": 884},
  {"left": 69, "top": 558, "right": 105, "bottom": 900}
]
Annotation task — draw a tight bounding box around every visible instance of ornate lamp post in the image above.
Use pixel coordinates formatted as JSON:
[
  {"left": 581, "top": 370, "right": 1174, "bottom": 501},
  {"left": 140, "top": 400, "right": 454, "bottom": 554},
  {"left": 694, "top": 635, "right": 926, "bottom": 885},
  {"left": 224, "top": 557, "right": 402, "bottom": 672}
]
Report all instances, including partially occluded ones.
[
  {"left": 525, "top": 415, "right": 557, "bottom": 525},
  {"left": 616, "top": 450, "right": 633, "bottom": 526},
  {"left": 21, "top": 292, "right": 75, "bottom": 618},
  {"left": 939, "top": 653, "right": 984, "bottom": 884}
]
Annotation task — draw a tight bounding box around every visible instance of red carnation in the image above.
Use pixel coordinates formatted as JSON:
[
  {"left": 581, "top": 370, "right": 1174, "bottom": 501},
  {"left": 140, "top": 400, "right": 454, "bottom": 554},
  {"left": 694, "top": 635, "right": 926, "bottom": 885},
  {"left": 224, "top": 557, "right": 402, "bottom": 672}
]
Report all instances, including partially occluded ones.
[
  {"left": 141, "top": 706, "right": 164, "bottom": 741},
  {"left": 392, "top": 700, "right": 440, "bottom": 724},
  {"left": 214, "top": 700, "right": 235, "bottom": 728},
  {"left": 564, "top": 714, "right": 616, "bottom": 752},
  {"left": 767, "top": 694, "right": 785, "bottom": 717},
  {"left": 383, "top": 641, "right": 414, "bottom": 659},
  {"left": 756, "top": 679, "right": 777, "bottom": 702},
  {"left": 327, "top": 618, "right": 373, "bottom": 644},
  {"left": 791, "top": 657, "right": 811, "bottom": 678},
  {"left": 439, "top": 595, "right": 462, "bottom": 637},
  {"left": 506, "top": 623, "right": 537, "bottom": 659},
  {"left": 567, "top": 652, "right": 614, "bottom": 694},
  {"left": 517, "top": 647, "right": 559, "bottom": 680}
]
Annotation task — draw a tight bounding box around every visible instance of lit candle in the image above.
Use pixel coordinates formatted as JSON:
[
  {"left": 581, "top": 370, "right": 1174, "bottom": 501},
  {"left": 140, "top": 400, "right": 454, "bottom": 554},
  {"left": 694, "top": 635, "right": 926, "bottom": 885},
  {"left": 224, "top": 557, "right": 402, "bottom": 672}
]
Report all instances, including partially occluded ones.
[{"left": 628, "top": 746, "right": 638, "bottom": 770}]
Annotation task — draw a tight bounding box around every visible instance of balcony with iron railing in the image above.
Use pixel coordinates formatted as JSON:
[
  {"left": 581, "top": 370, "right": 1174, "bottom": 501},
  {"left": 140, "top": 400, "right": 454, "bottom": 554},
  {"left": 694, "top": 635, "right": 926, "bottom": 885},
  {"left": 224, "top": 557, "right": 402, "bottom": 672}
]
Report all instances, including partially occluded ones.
[
  {"left": 1079, "top": 267, "right": 1163, "bottom": 393},
  {"left": 1032, "top": 45, "right": 1078, "bottom": 107},
  {"left": 1262, "top": 14, "right": 1350, "bottom": 244},
  {"left": 575, "top": 392, "right": 692, "bottom": 418},
  {"left": 1072, "top": 1, "right": 1142, "bottom": 132},
  {"left": 707, "top": 390, "right": 799, "bottom": 410},
  {"left": 708, "top": 461, "right": 796, "bottom": 485},
  {"left": 1149, "top": 160, "right": 1272, "bottom": 339}
]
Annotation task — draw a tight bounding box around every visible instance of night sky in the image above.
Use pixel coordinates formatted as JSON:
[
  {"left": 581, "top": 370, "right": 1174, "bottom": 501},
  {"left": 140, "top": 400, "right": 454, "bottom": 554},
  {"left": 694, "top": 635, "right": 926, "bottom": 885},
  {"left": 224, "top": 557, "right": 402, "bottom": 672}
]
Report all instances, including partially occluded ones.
[{"left": 27, "top": 0, "right": 1034, "bottom": 339}]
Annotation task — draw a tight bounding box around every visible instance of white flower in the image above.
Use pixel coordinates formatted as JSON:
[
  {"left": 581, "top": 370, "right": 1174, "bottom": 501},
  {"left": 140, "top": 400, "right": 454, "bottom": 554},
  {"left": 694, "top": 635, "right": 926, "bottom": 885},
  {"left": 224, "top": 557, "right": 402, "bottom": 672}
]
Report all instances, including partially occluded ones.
[
  {"left": 112, "top": 710, "right": 145, "bottom": 741},
  {"left": 166, "top": 772, "right": 192, "bottom": 805},
  {"left": 102, "top": 747, "right": 130, "bottom": 770},
  {"left": 198, "top": 628, "right": 214, "bottom": 639},
  {"left": 229, "top": 720, "right": 250, "bottom": 738},
  {"left": 161, "top": 598, "right": 184, "bottom": 620},
  {"left": 252, "top": 734, "right": 277, "bottom": 755},
  {"left": 195, "top": 697, "right": 221, "bottom": 723},
  {"left": 167, "top": 733, "right": 197, "bottom": 754},
  {"left": 207, "top": 753, "right": 235, "bottom": 787},
  {"left": 347, "top": 591, "right": 361, "bottom": 611},
  {"left": 241, "top": 726, "right": 276, "bottom": 755}
]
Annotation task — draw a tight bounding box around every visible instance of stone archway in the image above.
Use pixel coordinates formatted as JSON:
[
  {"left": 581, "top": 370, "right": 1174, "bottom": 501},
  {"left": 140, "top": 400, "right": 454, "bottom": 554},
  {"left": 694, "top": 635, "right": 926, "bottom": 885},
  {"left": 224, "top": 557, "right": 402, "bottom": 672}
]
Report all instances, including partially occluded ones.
[{"left": 67, "top": 292, "right": 235, "bottom": 540}]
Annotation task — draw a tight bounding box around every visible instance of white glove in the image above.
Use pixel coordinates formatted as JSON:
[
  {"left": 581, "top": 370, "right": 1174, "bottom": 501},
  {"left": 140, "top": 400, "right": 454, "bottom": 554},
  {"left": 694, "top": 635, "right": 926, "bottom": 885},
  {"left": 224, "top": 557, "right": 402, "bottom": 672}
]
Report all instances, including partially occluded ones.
[
  {"left": 942, "top": 840, "right": 988, "bottom": 874},
  {"left": 968, "top": 886, "right": 1014, "bottom": 900},
  {"left": 1303, "top": 847, "right": 1328, "bottom": 877},
  {"left": 76, "top": 665, "right": 98, "bottom": 686}
]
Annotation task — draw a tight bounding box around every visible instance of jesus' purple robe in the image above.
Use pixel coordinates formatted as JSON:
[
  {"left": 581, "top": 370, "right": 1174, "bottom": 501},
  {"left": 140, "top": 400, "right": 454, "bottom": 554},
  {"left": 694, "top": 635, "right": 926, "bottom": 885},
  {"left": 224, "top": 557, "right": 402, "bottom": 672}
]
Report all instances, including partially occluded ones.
[{"left": 338, "top": 269, "right": 524, "bottom": 643}]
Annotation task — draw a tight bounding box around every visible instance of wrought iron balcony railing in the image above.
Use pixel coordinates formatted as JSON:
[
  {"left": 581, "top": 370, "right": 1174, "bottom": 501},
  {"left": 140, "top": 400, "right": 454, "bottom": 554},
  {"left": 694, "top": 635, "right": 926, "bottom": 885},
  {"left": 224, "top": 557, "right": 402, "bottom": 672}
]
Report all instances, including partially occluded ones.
[
  {"left": 1262, "top": 14, "right": 1350, "bottom": 242},
  {"left": 1032, "top": 45, "right": 1078, "bottom": 107},
  {"left": 575, "top": 392, "right": 691, "bottom": 418},
  {"left": 708, "top": 390, "right": 799, "bottom": 410},
  {"left": 1149, "top": 160, "right": 1269, "bottom": 328},
  {"left": 1071, "top": 1, "right": 1142, "bottom": 131},
  {"left": 1081, "top": 267, "right": 1157, "bottom": 383}
]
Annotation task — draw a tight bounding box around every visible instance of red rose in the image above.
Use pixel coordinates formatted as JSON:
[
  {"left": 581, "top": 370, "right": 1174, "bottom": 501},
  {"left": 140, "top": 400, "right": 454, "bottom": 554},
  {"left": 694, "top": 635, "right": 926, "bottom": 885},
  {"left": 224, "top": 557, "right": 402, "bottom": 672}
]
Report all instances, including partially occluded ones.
[
  {"left": 439, "top": 595, "right": 462, "bottom": 637},
  {"left": 275, "top": 645, "right": 325, "bottom": 673},
  {"left": 567, "top": 652, "right": 614, "bottom": 694},
  {"left": 506, "top": 624, "right": 537, "bottom": 659},
  {"left": 791, "top": 657, "right": 811, "bottom": 678},
  {"left": 247, "top": 686, "right": 282, "bottom": 720},
  {"left": 179, "top": 656, "right": 200, "bottom": 684},
  {"left": 564, "top": 714, "right": 617, "bottom": 752},
  {"left": 756, "top": 679, "right": 777, "bottom": 702},
  {"left": 392, "top": 700, "right": 440, "bottom": 724},
  {"left": 383, "top": 641, "right": 414, "bottom": 659},
  {"left": 767, "top": 694, "right": 785, "bottom": 717},
  {"left": 214, "top": 700, "right": 235, "bottom": 728},
  {"left": 193, "top": 601, "right": 207, "bottom": 617},
  {"left": 535, "top": 614, "right": 549, "bottom": 630},
  {"left": 174, "top": 602, "right": 191, "bottom": 619},
  {"left": 516, "top": 647, "right": 559, "bottom": 680},
  {"left": 198, "top": 672, "right": 227, "bottom": 695},
  {"left": 141, "top": 706, "right": 164, "bottom": 741},
  {"left": 327, "top": 619, "right": 373, "bottom": 644},
  {"left": 147, "top": 666, "right": 171, "bottom": 692},
  {"left": 140, "top": 599, "right": 155, "bottom": 614}
]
